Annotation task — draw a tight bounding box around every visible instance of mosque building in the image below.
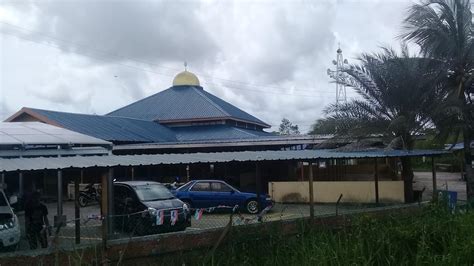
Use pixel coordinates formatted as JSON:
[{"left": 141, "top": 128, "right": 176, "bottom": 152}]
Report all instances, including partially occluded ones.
[{"left": 6, "top": 69, "right": 322, "bottom": 154}]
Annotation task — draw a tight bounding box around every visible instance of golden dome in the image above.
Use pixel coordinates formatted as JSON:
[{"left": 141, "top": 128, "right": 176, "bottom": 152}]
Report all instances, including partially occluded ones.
[{"left": 172, "top": 70, "right": 200, "bottom": 86}]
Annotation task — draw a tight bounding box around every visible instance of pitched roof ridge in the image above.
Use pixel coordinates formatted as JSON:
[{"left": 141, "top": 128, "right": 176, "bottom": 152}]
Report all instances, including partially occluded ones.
[
  {"left": 197, "top": 90, "right": 270, "bottom": 127},
  {"left": 105, "top": 88, "right": 167, "bottom": 116},
  {"left": 27, "top": 107, "right": 103, "bottom": 117},
  {"left": 192, "top": 87, "right": 230, "bottom": 117},
  {"left": 28, "top": 107, "right": 159, "bottom": 123}
]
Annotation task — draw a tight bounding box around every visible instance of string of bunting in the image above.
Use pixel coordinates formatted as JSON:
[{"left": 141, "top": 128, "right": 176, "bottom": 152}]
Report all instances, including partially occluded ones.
[
  {"left": 191, "top": 205, "right": 239, "bottom": 221},
  {"left": 190, "top": 204, "right": 273, "bottom": 225},
  {"left": 82, "top": 204, "right": 273, "bottom": 226}
]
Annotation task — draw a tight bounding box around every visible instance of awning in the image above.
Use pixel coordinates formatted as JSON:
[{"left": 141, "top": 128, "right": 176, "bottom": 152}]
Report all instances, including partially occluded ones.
[{"left": 0, "top": 149, "right": 448, "bottom": 173}]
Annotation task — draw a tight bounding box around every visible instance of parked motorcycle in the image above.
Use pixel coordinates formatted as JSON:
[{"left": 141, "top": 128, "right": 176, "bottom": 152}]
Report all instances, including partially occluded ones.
[{"left": 78, "top": 184, "right": 101, "bottom": 207}]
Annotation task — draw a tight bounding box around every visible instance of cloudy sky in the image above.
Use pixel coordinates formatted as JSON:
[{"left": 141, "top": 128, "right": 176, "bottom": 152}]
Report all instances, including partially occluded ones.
[{"left": 0, "top": 0, "right": 413, "bottom": 133}]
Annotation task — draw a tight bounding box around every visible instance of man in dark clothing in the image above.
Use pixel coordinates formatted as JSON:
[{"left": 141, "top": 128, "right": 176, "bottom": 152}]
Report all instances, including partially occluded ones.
[{"left": 24, "top": 191, "right": 50, "bottom": 249}]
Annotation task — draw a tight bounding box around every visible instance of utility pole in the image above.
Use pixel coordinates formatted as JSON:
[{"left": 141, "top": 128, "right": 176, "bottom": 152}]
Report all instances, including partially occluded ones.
[{"left": 327, "top": 44, "right": 348, "bottom": 107}]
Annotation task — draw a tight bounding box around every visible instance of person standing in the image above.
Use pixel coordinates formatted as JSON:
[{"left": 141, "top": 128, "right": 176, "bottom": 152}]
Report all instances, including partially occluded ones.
[{"left": 24, "top": 191, "right": 50, "bottom": 249}]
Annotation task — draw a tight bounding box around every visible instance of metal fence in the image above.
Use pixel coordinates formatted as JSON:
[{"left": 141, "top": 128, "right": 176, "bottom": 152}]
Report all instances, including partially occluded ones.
[{"left": 0, "top": 198, "right": 398, "bottom": 256}]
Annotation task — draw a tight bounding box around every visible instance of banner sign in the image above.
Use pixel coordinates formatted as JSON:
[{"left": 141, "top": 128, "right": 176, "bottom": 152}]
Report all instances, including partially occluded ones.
[
  {"left": 194, "top": 209, "right": 204, "bottom": 220},
  {"left": 156, "top": 210, "right": 164, "bottom": 225},
  {"left": 170, "top": 210, "right": 178, "bottom": 226}
]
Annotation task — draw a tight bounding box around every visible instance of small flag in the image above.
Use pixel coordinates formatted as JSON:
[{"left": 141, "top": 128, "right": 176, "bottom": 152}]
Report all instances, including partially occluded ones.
[
  {"left": 170, "top": 210, "right": 178, "bottom": 226},
  {"left": 156, "top": 210, "right": 164, "bottom": 225},
  {"left": 194, "top": 209, "right": 204, "bottom": 220}
]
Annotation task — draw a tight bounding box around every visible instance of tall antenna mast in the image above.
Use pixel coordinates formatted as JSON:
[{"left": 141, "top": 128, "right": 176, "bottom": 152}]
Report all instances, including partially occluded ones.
[{"left": 327, "top": 44, "right": 348, "bottom": 107}]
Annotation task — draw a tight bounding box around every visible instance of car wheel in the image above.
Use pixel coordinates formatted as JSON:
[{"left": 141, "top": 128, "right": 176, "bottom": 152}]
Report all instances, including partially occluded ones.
[
  {"left": 246, "top": 199, "right": 259, "bottom": 214},
  {"left": 78, "top": 195, "right": 88, "bottom": 207}
]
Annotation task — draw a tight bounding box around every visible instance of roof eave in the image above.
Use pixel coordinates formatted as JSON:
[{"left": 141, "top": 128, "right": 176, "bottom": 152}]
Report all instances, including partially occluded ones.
[
  {"left": 4, "top": 107, "right": 62, "bottom": 127},
  {"left": 157, "top": 116, "right": 271, "bottom": 128}
]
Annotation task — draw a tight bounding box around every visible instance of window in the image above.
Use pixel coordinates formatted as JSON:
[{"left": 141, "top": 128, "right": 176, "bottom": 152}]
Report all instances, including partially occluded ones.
[
  {"left": 190, "top": 182, "right": 211, "bottom": 192},
  {"left": 114, "top": 185, "right": 131, "bottom": 201},
  {"left": 211, "top": 182, "right": 233, "bottom": 192}
]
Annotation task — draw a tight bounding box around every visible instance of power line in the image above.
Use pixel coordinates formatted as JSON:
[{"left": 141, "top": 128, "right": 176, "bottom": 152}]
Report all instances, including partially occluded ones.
[
  {"left": 1, "top": 29, "right": 360, "bottom": 98},
  {"left": 0, "top": 21, "right": 360, "bottom": 97}
]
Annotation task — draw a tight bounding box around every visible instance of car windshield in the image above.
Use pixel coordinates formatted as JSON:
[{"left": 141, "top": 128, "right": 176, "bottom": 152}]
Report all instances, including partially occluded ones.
[
  {"left": 134, "top": 184, "right": 175, "bottom": 201},
  {"left": 177, "top": 181, "right": 193, "bottom": 191}
]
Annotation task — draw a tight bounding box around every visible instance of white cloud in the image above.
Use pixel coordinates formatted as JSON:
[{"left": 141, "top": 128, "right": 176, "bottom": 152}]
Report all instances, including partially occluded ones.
[{"left": 0, "top": 0, "right": 412, "bottom": 133}]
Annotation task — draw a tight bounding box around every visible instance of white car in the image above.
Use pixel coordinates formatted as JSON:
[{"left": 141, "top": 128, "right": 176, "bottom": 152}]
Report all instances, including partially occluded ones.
[{"left": 0, "top": 189, "right": 20, "bottom": 251}]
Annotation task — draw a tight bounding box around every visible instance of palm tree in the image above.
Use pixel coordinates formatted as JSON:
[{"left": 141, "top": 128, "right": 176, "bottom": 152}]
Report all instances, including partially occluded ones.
[
  {"left": 401, "top": 0, "right": 474, "bottom": 198},
  {"left": 324, "top": 46, "right": 446, "bottom": 202}
]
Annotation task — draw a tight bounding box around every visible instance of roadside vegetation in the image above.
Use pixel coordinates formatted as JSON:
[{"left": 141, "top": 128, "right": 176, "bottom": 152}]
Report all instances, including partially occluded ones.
[
  {"left": 169, "top": 204, "right": 474, "bottom": 265},
  {"left": 312, "top": 0, "right": 473, "bottom": 201}
]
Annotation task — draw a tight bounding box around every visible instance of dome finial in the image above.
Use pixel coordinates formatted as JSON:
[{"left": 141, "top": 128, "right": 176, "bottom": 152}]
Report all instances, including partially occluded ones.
[{"left": 172, "top": 64, "right": 200, "bottom": 87}]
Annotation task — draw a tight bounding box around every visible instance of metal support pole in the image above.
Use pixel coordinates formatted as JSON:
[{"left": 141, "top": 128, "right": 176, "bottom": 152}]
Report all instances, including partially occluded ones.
[
  {"left": 300, "top": 162, "right": 304, "bottom": 181},
  {"left": 255, "top": 162, "right": 261, "bottom": 211},
  {"left": 186, "top": 165, "right": 190, "bottom": 182},
  {"left": 107, "top": 168, "right": 114, "bottom": 238},
  {"left": 54, "top": 170, "right": 66, "bottom": 227},
  {"left": 57, "top": 170, "right": 63, "bottom": 216},
  {"left": 309, "top": 161, "right": 314, "bottom": 219},
  {"left": 101, "top": 170, "right": 107, "bottom": 249},
  {"left": 18, "top": 171, "right": 23, "bottom": 198},
  {"left": 131, "top": 167, "right": 135, "bottom": 181},
  {"left": 374, "top": 159, "right": 379, "bottom": 205},
  {"left": 432, "top": 157, "right": 437, "bottom": 201},
  {"left": 75, "top": 170, "right": 81, "bottom": 244}
]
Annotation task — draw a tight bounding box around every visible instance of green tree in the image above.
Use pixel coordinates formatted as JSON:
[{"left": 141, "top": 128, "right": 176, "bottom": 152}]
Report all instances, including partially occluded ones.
[
  {"left": 309, "top": 119, "right": 337, "bottom": 135},
  {"left": 278, "top": 118, "right": 300, "bottom": 135},
  {"left": 324, "top": 47, "right": 445, "bottom": 202},
  {"left": 401, "top": 0, "right": 474, "bottom": 198}
]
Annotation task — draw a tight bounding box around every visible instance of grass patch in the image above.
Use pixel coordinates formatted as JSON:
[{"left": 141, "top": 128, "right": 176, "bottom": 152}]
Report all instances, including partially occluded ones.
[{"left": 158, "top": 204, "right": 474, "bottom": 266}]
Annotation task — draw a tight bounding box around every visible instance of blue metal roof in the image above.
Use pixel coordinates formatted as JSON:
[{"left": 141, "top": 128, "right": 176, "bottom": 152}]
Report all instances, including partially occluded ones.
[
  {"left": 171, "top": 125, "right": 274, "bottom": 141},
  {"left": 27, "top": 108, "right": 177, "bottom": 143},
  {"left": 0, "top": 149, "right": 449, "bottom": 172},
  {"left": 444, "top": 142, "right": 464, "bottom": 151},
  {"left": 106, "top": 86, "right": 270, "bottom": 127}
]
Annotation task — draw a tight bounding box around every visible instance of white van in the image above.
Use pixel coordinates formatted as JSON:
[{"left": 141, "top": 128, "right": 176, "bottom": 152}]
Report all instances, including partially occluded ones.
[{"left": 0, "top": 189, "right": 20, "bottom": 251}]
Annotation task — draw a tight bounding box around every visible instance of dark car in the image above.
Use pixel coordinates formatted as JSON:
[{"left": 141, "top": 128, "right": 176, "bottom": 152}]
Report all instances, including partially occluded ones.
[
  {"left": 113, "top": 181, "right": 191, "bottom": 235},
  {"left": 174, "top": 180, "right": 273, "bottom": 214}
]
